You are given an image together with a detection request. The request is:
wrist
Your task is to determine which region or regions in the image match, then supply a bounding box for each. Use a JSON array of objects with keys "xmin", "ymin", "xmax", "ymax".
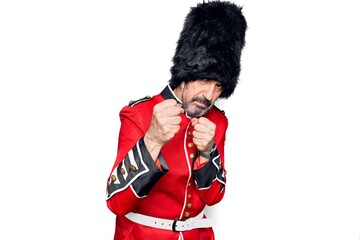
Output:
[
  {"xmin": 199, "ymin": 151, "xmax": 211, "ymax": 159},
  {"xmin": 144, "ymin": 134, "xmax": 163, "ymax": 161}
]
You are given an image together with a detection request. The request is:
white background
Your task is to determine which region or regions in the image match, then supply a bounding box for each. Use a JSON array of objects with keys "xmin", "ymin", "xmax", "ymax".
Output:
[{"xmin": 1, "ymin": 0, "xmax": 359, "ymax": 239}]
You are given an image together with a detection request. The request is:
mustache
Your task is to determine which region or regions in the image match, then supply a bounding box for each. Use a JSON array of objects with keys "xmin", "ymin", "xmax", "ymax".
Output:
[{"xmin": 191, "ymin": 97, "xmax": 211, "ymax": 108}]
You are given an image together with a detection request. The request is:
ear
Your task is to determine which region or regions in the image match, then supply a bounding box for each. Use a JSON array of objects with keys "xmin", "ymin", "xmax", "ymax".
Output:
[{"xmin": 180, "ymin": 81, "xmax": 186, "ymax": 91}]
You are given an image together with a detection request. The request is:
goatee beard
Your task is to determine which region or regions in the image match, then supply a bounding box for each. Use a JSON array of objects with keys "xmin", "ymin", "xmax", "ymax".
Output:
[{"xmin": 184, "ymin": 97, "xmax": 212, "ymax": 118}]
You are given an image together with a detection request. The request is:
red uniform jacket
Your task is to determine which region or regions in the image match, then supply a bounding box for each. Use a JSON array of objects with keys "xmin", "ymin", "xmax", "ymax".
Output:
[{"xmin": 106, "ymin": 85, "xmax": 228, "ymax": 240}]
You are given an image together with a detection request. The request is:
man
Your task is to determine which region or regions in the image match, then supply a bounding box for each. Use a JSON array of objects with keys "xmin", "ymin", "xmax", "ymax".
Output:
[{"xmin": 106, "ymin": 1, "xmax": 247, "ymax": 239}]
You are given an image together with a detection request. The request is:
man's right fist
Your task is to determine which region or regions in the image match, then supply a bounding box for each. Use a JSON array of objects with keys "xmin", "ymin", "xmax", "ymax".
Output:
[{"xmin": 145, "ymin": 99, "xmax": 184, "ymax": 146}]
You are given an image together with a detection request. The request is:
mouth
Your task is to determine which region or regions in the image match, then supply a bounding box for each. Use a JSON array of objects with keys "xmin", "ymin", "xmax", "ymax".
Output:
[{"xmin": 193, "ymin": 100, "xmax": 208, "ymax": 109}]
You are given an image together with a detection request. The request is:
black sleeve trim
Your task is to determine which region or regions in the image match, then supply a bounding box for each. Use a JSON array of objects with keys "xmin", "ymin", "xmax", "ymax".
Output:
[
  {"xmin": 106, "ymin": 137, "xmax": 168, "ymax": 199},
  {"xmin": 193, "ymin": 145, "xmax": 226, "ymax": 190}
]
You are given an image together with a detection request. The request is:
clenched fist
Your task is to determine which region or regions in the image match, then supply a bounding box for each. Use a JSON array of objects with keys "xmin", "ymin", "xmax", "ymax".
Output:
[
  {"xmin": 145, "ymin": 99, "xmax": 184, "ymax": 160},
  {"xmin": 191, "ymin": 117, "xmax": 216, "ymax": 154}
]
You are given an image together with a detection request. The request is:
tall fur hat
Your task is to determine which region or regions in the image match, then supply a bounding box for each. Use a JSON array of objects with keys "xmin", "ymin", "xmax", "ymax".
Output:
[{"xmin": 169, "ymin": 1, "xmax": 247, "ymax": 98}]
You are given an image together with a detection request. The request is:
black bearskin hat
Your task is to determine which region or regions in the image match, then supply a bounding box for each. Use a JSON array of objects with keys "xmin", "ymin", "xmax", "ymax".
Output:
[{"xmin": 169, "ymin": 1, "xmax": 247, "ymax": 98}]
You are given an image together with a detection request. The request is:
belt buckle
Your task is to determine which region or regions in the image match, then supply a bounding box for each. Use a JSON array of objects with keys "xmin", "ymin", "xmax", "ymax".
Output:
[
  {"xmin": 172, "ymin": 218, "xmax": 186, "ymax": 232},
  {"xmin": 172, "ymin": 218, "xmax": 194, "ymax": 232},
  {"xmin": 172, "ymin": 219, "xmax": 180, "ymax": 232}
]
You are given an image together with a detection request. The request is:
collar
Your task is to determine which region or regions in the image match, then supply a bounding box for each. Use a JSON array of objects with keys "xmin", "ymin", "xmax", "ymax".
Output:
[
  {"xmin": 161, "ymin": 84, "xmax": 194, "ymax": 119},
  {"xmin": 160, "ymin": 84, "xmax": 183, "ymax": 106}
]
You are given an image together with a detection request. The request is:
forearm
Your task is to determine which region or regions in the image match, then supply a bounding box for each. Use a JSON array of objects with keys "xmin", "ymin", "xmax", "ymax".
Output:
[
  {"xmin": 144, "ymin": 132, "xmax": 163, "ymax": 161},
  {"xmin": 193, "ymin": 144, "xmax": 226, "ymax": 205},
  {"xmin": 107, "ymin": 138, "xmax": 169, "ymax": 214}
]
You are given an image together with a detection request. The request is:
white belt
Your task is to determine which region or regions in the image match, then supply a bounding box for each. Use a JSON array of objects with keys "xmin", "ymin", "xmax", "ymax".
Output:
[{"xmin": 125, "ymin": 210, "xmax": 215, "ymax": 232}]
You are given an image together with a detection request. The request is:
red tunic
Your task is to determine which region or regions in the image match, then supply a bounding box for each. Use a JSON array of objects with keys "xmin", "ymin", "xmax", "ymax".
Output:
[{"xmin": 106, "ymin": 85, "xmax": 228, "ymax": 240}]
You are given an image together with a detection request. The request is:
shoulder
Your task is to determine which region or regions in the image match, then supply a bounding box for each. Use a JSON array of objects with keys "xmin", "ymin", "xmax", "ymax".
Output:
[
  {"xmin": 128, "ymin": 95, "xmax": 153, "ymax": 107},
  {"xmin": 208, "ymin": 105, "xmax": 228, "ymax": 125},
  {"xmin": 207, "ymin": 105, "xmax": 228, "ymax": 134},
  {"xmin": 206, "ymin": 105, "xmax": 228, "ymax": 124},
  {"xmin": 119, "ymin": 95, "xmax": 156, "ymax": 121},
  {"xmin": 213, "ymin": 105, "xmax": 226, "ymax": 115},
  {"xmin": 119, "ymin": 93, "xmax": 163, "ymax": 116}
]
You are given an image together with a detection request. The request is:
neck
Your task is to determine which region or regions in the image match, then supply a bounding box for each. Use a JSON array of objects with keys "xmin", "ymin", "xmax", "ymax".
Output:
[{"xmin": 173, "ymin": 83, "xmax": 185, "ymax": 100}]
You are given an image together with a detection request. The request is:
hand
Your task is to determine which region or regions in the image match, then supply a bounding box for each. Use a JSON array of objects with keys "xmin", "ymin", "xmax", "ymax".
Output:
[
  {"xmin": 191, "ymin": 117, "xmax": 216, "ymax": 154},
  {"xmin": 145, "ymin": 99, "xmax": 184, "ymax": 147}
]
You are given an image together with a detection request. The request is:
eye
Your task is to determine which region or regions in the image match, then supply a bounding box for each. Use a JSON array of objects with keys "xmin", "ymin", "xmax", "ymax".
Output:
[{"xmin": 215, "ymin": 83, "xmax": 223, "ymax": 90}]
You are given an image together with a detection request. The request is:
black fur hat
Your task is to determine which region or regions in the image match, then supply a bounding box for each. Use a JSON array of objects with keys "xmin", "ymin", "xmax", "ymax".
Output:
[{"xmin": 169, "ymin": 1, "xmax": 247, "ymax": 98}]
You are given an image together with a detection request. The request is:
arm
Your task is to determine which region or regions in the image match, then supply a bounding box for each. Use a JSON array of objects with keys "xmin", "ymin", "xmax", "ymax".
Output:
[
  {"xmin": 106, "ymin": 106, "xmax": 169, "ymax": 216},
  {"xmin": 106, "ymin": 99, "xmax": 183, "ymax": 216},
  {"xmin": 191, "ymin": 117, "xmax": 227, "ymax": 205}
]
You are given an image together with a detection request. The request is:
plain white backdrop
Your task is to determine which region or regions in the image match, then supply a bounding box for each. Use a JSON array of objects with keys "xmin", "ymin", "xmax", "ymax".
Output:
[{"xmin": 1, "ymin": 0, "xmax": 360, "ymax": 239}]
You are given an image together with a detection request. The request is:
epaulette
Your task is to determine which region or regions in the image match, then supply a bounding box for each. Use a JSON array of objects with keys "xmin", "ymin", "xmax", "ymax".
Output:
[
  {"xmin": 214, "ymin": 105, "xmax": 226, "ymax": 115},
  {"xmin": 128, "ymin": 95, "xmax": 152, "ymax": 107}
]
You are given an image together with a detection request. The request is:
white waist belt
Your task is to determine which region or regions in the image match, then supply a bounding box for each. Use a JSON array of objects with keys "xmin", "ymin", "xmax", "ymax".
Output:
[{"xmin": 125, "ymin": 210, "xmax": 215, "ymax": 232}]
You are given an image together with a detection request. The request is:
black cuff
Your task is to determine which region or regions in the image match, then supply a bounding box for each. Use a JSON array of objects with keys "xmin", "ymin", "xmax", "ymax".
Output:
[
  {"xmin": 193, "ymin": 145, "xmax": 225, "ymax": 189},
  {"xmin": 107, "ymin": 137, "xmax": 168, "ymax": 199}
]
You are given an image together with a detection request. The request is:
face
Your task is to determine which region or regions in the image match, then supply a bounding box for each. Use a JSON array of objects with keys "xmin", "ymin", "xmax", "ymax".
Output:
[{"xmin": 175, "ymin": 79, "xmax": 223, "ymax": 118}]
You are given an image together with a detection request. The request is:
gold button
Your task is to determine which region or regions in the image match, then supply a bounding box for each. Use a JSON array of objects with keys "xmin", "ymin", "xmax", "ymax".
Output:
[
  {"xmin": 129, "ymin": 165, "xmax": 137, "ymax": 171},
  {"xmin": 188, "ymin": 142, "xmax": 194, "ymax": 148},
  {"xmin": 120, "ymin": 168, "xmax": 126, "ymax": 175},
  {"xmin": 188, "ymin": 131, "xmax": 192, "ymax": 135},
  {"xmin": 190, "ymin": 153, "xmax": 194, "ymax": 158},
  {"xmin": 187, "ymin": 194, "xmax": 192, "ymax": 199},
  {"xmin": 111, "ymin": 175, "xmax": 117, "ymax": 181},
  {"xmin": 188, "ymin": 182, "xmax": 191, "ymax": 187},
  {"xmin": 187, "ymin": 203, "xmax": 192, "ymax": 208},
  {"xmin": 184, "ymin": 212, "xmax": 190, "ymax": 218}
]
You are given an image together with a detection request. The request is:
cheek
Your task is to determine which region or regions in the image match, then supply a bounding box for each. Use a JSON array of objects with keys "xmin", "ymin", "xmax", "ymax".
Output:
[
  {"xmin": 181, "ymin": 93, "xmax": 192, "ymax": 106},
  {"xmin": 183, "ymin": 90, "xmax": 196, "ymax": 102}
]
